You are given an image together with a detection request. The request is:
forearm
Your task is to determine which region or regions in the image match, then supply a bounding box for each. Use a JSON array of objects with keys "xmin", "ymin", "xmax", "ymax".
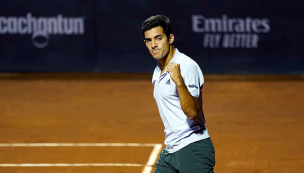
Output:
[
  {"xmin": 167, "ymin": 62, "xmax": 199, "ymax": 119},
  {"xmin": 176, "ymin": 80, "xmax": 199, "ymax": 120}
]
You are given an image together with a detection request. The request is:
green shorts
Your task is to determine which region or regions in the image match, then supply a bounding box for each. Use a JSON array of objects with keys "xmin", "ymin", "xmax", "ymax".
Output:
[{"xmin": 154, "ymin": 138, "xmax": 215, "ymax": 173}]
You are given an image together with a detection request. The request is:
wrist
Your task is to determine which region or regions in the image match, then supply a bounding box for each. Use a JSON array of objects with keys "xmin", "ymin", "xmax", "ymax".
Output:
[{"xmin": 175, "ymin": 80, "xmax": 185, "ymax": 87}]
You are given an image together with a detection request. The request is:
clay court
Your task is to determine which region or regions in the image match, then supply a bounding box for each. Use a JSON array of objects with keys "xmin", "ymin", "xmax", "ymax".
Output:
[{"xmin": 0, "ymin": 73, "xmax": 303, "ymax": 173}]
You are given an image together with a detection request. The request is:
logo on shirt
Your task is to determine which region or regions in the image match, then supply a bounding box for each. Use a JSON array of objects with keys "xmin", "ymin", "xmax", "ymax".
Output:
[
  {"xmin": 188, "ymin": 84, "xmax": 198, "ymax": 89},
  {"xmin": 165, "ymin": 79, "xmax": 171, "ymax": 85}
]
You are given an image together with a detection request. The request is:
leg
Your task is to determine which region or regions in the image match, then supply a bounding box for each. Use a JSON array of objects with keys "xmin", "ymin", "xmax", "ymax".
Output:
[
  {"xmin": 154, "ymin": 149, "xmax": 177, "ymax": 173},
  {"xmin": 174, "ymin": 138, "xmax": 215, "ymax": 173}
]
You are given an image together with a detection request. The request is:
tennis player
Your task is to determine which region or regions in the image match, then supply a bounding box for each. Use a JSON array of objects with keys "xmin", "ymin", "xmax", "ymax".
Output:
[{"xmin": 142, "ymin": 15, "xmax": 215, "ymax": 173}]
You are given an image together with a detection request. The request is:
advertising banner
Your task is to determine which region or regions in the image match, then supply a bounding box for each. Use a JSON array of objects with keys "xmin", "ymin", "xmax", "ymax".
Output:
[
  {"xmin": 0, "ymin": 0, "xmax": 96, "ymax": 72},
  {"xmin": 1, "ymin": 0, "xmax": 303, "ymax": 74},
  {"xmin": 95, "ymin": 0, "xmax": 304, "ymax": 74}
]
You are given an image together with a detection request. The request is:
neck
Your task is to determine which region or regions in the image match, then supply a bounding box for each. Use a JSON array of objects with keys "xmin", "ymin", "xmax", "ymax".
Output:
[{"xmin": 159, "ymin": 45, "xmax": 175, "ymax": 70}]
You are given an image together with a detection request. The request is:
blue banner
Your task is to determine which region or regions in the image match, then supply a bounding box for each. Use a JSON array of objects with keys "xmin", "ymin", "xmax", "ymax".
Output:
[{"xmin": 0, "ymin": 0, "xmax": 303, "ymax": 74}]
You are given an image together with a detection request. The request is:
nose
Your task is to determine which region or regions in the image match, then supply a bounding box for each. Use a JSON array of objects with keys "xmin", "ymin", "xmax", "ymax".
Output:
[{"xmin": 151, "ymin": 40, "xmax": 157, "ymax": 49}]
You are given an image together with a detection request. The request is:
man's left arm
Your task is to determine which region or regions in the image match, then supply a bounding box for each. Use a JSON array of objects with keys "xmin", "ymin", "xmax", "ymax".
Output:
[{"xmin": 167, "ymin": 62, "xmax": 199, "ymax": 120}]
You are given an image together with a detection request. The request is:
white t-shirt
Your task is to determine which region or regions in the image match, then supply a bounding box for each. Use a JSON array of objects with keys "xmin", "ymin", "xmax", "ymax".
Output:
[{"xmin": 152, "ymin": 48, "xmax": 210, "ymax": 153}]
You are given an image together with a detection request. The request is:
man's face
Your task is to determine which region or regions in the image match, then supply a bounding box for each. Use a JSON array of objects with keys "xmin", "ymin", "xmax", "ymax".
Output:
[{"xmin": 144, "ymin": 26, "xmax": 172, "ymax": 60}]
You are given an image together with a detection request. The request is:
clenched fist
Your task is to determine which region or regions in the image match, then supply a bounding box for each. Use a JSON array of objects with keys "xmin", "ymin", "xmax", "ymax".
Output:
[{"xmin": 167, "ymin": 62, "xmax": 184, "ymax": 86}]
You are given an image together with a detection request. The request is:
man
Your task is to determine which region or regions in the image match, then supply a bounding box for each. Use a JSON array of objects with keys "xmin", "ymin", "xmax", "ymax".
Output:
[{"xmin": 142, "ymin": 15, "xmax": 215, "ymax": 173}]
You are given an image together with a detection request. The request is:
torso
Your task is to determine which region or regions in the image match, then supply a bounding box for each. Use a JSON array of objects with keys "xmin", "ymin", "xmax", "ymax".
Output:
[{"xmin": 152, "ymin": 48, "xmax": 209, "ymax": 153}]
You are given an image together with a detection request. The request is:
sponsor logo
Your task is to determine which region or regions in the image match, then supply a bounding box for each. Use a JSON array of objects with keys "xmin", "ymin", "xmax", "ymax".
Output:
[
  {"xmin": 192, "ymin": 15, "xmax": 271, "ymax": 48},
  {"xmin": 188, "ymin": 84, "xmax": 198, "ymax": 89},
  {"xmin": 0, "ymin": 13, "xmax": 86, "ymax": 48},
  {"xmin": 165, "ymin": 79, "xmax": 171, "ymax": 85}
]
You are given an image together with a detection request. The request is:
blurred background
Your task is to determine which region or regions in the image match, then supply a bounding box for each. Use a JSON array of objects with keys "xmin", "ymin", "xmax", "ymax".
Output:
[{"xmin": 0, "ymin": 0, "xmax": 303, "ymax": 74}]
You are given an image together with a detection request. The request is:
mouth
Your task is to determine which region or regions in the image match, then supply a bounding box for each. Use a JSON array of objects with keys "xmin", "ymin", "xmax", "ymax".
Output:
[{"xmin": 152, "ymin": 49, "xmax": 160, "ymax": 54}]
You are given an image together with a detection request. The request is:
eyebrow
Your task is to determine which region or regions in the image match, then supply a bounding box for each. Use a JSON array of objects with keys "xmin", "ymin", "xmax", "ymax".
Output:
[
  {"xmin": 154, "ymin": 34, "xmax": 163, "ymax": 38},
  {"xmin": 144, "ymin": 34, "xmax": 163, "ymax": 41}
]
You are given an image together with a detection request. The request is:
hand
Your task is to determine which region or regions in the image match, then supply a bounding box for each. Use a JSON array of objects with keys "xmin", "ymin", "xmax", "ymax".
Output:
[{"xmin": 167, "ymin": 62, "xmax": 184, "ymax": 86}]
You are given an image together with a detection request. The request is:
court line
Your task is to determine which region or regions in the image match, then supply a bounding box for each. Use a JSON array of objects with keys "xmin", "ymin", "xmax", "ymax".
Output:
[
  {"xmin": 142, "ymin": 144, "xmax": 163, "ymax": 173},
  {"xmin": 0, "ymin": 143, "xmax": 159, "ymax": 147},
  {"xmin": 0, "ymin": 143, "xmax": 163, "ymax": 173},
  {"xmin": 0, "ymin": 163, "xmax": 144, "ymax": 167}
]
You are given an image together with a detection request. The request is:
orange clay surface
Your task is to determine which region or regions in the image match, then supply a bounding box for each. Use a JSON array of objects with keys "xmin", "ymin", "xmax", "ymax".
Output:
[{"xmin": 0, "ymin": 73, "xmax": 303, "ymax": 173}]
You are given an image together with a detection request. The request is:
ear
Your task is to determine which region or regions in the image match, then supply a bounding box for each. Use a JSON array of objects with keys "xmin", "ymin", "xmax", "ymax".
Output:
[{"xmin": 169, "ymin": 34, "xmax": 174, "ymax": 44}]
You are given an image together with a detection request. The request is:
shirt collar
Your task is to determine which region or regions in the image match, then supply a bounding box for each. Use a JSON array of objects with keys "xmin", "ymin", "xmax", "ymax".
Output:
[{"xmin": 156, "ymin": 48, "xmax": 179, "ymax": 70}]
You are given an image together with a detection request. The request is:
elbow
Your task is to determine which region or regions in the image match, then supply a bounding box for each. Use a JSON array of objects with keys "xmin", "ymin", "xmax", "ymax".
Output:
[{"xmin": 184, "ymin": 109, "xmax": 198, "ymax": 120}]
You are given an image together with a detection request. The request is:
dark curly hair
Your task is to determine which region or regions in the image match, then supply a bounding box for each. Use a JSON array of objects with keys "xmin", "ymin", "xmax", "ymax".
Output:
[{"xmin": 142, "ymin": 15, "xmax": 172, "ymax": 40}]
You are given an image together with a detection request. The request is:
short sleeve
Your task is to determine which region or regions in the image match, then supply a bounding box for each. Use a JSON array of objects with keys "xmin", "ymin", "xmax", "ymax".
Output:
[{"xmin": 180, "ymin": 62, "xmax": 204, "ymax": 98}]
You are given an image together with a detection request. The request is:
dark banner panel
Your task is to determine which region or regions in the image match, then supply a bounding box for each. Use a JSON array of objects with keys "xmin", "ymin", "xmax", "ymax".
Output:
[
  {"xmin": 0, "ymin": 0, "xmax": 96, "ymax": 72},
  {"xmin": 1, "ymin": 0, "xmax": 304, "ymax": 74},
  {"xmin": 95, "ymin": 1, "xmax": 156, "ymax": 72},
  {"xmin": 95, "ymin": 0, "xmax": 304, "ymax": 74}
]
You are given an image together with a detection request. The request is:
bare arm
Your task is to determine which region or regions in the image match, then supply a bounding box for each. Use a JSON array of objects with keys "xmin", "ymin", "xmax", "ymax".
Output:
[{"xmin": 167, "ymin": 63, "xmax": 199, "ymax": 120}]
